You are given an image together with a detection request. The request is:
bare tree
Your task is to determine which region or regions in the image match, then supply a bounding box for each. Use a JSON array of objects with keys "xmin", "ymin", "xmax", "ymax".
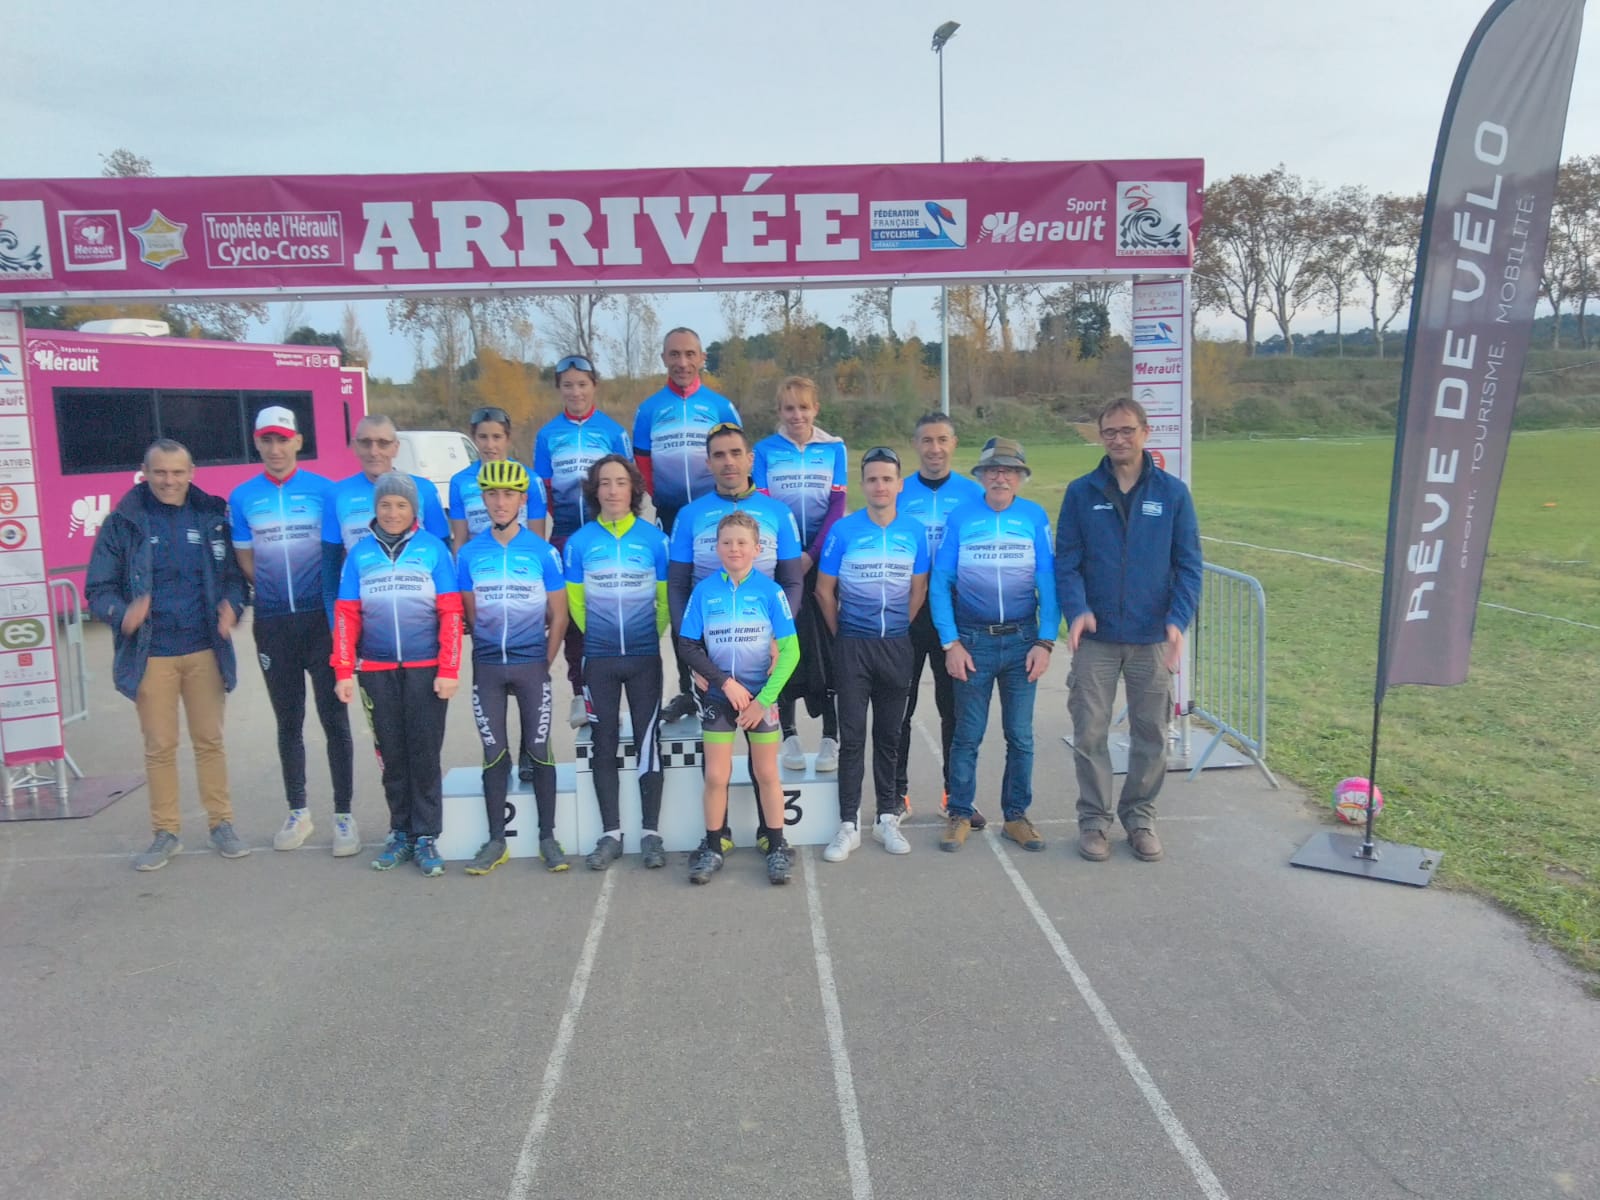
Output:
[
  {"xmin": 1353, "ymin": 192, "xmax": 1423, "ymax": 359},
  {"xmin": 1257, "ymin": 166, "xmax": 1321, "ymax": 355},
  {"xmin": 613, "ymin": 294, "xmax": 661, "ymax": 378},
  {"xmin": 1543, "ymin": 155, "xmax": 1600, "ymax": 348},
  {"xmin": 536, "ymin": 293, "xmax": 613, "ymax": 363},
  {"xmin": 1305, "ymin": 186, "xmax": 1366, "ymax": 356},
  {"xmin": 275, "ymin": 300, "xmax": 307, "ymax": 343},
  {"xmin": 1194, "ymin": 173, "xmax": 1271, "ymax": 354},
  {"xmin": 847, "ymin": 287, "xmax": 896, "ymax": 341},
  {"xmin": 339, "ymin": 304, "xmax": 371, "ymax": 367}
]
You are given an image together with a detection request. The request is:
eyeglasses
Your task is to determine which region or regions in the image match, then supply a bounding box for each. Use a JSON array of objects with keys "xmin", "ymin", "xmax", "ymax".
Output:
[
  {"xmin": 470, "ymin": 407, "xmax": 511, "ymax": 427},
  {"xmin": 355, "ymin": 437, "xmax": 398, "ymax": 449},
  {"xmin": 1099, "ymin": 425, "xmax": 1142, "ymax": 442},
  {"xmin": 555, "ymin": 355, "xmax": 595, "ymax": 375},
  {"xmin": 861, "ymin": 446, "xmax": 901, "ymax": 467}
]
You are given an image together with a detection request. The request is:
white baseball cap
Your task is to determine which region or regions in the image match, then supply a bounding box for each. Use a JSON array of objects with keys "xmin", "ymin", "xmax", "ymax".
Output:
[{"xmin": 254, "ymin": 406, "xmax": 298, "ymax": 437}]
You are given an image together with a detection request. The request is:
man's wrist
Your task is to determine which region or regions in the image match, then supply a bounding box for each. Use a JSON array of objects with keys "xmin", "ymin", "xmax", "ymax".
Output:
[
  {"xmin": 942, "ymin": 640, "xmax": 960, "ymax": 652},
  {"xmin": 1034, "ymin": 640, "xmax": 1055, "ymax": 653}
]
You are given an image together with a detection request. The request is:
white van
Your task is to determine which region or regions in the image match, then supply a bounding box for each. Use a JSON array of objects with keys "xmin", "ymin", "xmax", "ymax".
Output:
[{"xmin": 395, "ymin": 430, "xmax": 478, "ymax": 503}]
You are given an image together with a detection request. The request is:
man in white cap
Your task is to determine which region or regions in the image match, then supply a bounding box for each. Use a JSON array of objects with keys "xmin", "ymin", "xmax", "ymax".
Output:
[{"xmin": 230, "ymin": 406, "xmax": 357, "ymax": 856}]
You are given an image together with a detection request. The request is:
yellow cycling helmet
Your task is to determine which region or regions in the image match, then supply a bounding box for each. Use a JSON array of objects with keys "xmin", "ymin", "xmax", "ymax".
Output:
[{"xmin": 477, "ymin": 459, "xmax": 530, "ymax": 493}]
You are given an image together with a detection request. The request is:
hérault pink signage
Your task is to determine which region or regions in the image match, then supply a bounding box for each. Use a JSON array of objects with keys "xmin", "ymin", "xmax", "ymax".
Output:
[{"xmin": 0, "ymin": 160, "xmax": 1203, "ymax": 301}]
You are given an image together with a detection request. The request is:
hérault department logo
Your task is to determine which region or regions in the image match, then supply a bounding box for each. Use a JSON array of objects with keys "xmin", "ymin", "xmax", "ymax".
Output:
[{"xmin": 1115, "ymin": 182, "xmax": 1187, "ymax": 256}]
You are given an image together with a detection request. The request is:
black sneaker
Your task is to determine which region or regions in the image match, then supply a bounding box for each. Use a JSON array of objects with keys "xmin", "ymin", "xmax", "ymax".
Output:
[
  {"xmin": 969, "ymin": 807, "xmax": 989, "ymax": 832},
  {"xmin": 765, "ymin": 843, "xmax": 794, "ymax": 886},
  {"xmin": 663, "ymin": 692, "xmax": 699, "ymax": 723},
  {"xmin": 585, "ymin": 834, "xmax": 623, "ymax": 871},
  {"xmin": 688, "ymin": 839, "xmax": 724, "ymax": 885},
  {"xmin": 639, "ymin": 833, "xmax": 667, "ymax": 869}
]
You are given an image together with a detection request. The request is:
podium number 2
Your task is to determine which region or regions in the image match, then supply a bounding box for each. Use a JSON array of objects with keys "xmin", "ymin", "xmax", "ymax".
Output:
[{"xmin": 783, "ymin": 789, "xmax": 802, "ymax": 826}]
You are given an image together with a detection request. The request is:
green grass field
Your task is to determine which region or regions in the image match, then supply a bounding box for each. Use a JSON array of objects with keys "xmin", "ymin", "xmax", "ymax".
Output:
[{"xmin": 874, "ymin": 430, "xmax": 1599, "ymax": 986}]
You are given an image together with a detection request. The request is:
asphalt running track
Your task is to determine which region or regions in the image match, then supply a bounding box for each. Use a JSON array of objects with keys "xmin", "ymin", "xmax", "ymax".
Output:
[{"xmin": 3, "ymin": 619, "xmax": 1598, "ymax": 1200}]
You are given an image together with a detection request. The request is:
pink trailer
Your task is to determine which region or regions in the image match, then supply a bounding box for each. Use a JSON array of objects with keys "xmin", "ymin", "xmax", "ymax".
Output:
[{"xmin": 19, "ymin": 331, "xmax": 366, "ymax": 602}]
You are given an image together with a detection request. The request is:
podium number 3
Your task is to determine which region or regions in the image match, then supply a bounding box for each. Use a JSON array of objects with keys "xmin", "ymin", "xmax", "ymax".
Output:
[{"xmin": 783, "ymin": 789, "xmax": 802, "ymax": 826}]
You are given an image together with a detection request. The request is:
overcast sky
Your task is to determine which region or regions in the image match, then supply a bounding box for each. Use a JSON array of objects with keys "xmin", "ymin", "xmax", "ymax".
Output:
[{"xmin": 7, "ymin": 0, "xmax": 1596, "ymax": 378}]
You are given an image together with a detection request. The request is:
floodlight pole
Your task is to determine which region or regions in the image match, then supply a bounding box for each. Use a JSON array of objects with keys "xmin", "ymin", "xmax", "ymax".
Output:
[{"xmin": 932, "ymin": 20, "xmax": 959, "ymax": 416}]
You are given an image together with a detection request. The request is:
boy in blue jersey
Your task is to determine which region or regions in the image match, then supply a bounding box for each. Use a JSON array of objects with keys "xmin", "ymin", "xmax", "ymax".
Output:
[
  {"xmin": 230, "ymin": 406, "xmax": 356, "ymax": 857},
  {"xmin": 457, "ymin": 460, "xmax": 571, "ymax": 876},
  {"xmin": 534, "ymin": 355, "xmax": 632, "ymax": 729},
  {"xmin": 669, "ymin": 423, "xmax": 805, "ymax": 856},
  {"xmin": 321, "ymin": 414, "xmax": 449, "ymax": 616},
  {"xmin": 448, "ymin": 405, "xmax": 547, "ymax": 552},
  {"xmin": 814, "ymin": 447, "xmax": 929, "ymax": 861},
  {"xmin": 930, "ymin": 437, "xmax": 1060, "ymax": 855},
  {"xmin": 677, "ymin": 512, "xmax": 801, "ymax": 887},
  {"xmin": 331, "ymin": 473, "xmax": 463, "ymax": 878},
  {"xmin": 632, "ymin": 327, "xmax": 742, "ymax": 722},
  {"xmin": 752, "ymin": 375, "xmax": 847, "ymax": 774},
  {"xmin": 894, "ymin": 412, "xmax": 988, "ymax": 830},
  {"xmin": 1057, "ymin": 398, "xmax": 1202, "ymax": 864},
  {"xmin": 564, "ymin": 455, "xmax": 670, "ymax": 870}
]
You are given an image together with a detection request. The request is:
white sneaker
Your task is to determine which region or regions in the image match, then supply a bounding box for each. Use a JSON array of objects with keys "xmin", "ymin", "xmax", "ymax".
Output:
[
  {"xmin": 272, "ymin": 808, "xmax": 314, "ymax": 851},
  {"xmin": 780, "ymin": 735, "xmax": 806, "ymax": 770},
  {"xmin": 568, "ymin": 696, "xmax": 588, "ymax": 730},
  {"xmin": 822, "ymin": 821, "xmax": 860, "ymax": 863},
  {"xmin": 874, "ymin": 813, "xmax": 911, "ymax": 855},
  {"xmin": 332, "ymin": 812, "xmax": 361, "ymax": 857},
  {"xmin": 814, "ymin": 737, "xmax": 840, "ymax": 772}
]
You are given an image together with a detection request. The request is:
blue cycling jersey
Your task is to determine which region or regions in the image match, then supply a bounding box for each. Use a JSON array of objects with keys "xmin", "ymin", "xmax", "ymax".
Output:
[
  {"xmin": 323, "ymin": 472, "xmax": 449, "ymax": 551},
  {"xmin": 680, "ymin": 569, "xmax": 796, "ymax": 699},
  {"xmin": 669, "ymin": 488, "xmax": 802, "ymax": 584},
  {"xmin": 563, "ymin": 517, "xmax": 668, "ymax": 658},
  {"xmin": 752, "ymin": 434, "xmax": 848, "ymax": 547},
  {"xmin": 533, "ymin": 409, "xmax": 631, "ymax": 538},
  {"xmin": 229, "ymin": 469, "xmax": 332, "ymax": 619},
  {"xmin": 931, "ymin": 495, "xmax": 1061, "ymax": 642},
  {"xmin": 631, "ymin": 383, "xmax": 741, "ymax": 512},
  {"xmin": 447, "ymin": 464, "xmax": 543, "ymax": 539},
  {"xmin": 818, "ymin": 510, "xmax": 930, "ymax": 639},
  {"xmin": 456, "ymin": 528, "xmax": 566, "ymax": 665},
  {"xmin": 898, "ymin": 471, "xmax": 984, "ymax": 560},
  {"xmin": 337, "ymin": 530, "xmax": 458, "ymax": 664}
]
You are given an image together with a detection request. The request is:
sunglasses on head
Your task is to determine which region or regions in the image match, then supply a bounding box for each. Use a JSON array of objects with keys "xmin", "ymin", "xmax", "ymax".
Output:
[
  {"xmin": 555, "ymin": 355, "xmax": 595, "ymax": 375},
  {"xmin": 862, "ymin": 446, "xmax": 901, "ymax": 467},
  {"xmin": 470, "ymin": 407, "xmax": 511, "ymax": 427}
]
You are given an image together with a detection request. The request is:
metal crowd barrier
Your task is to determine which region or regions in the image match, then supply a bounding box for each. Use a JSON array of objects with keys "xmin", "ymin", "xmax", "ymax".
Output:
[{"xmin": 1187, "ymin": 562, "xmax": 1278, "ymax": 787}]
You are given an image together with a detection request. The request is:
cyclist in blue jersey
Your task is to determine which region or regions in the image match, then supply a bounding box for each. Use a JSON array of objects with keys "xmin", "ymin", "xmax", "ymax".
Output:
[
  {"xmin": 457, "ymin": 459, "xmax": 571, "ymax": 876},
  {"xmin": 534, "ymin": 354, "xmax": 632, "ymax": 730},
  {"xmin": 894, "ymin": 412, "xmax": 988, "ymax": 830},
  {"xmin": 563, "ymin": 455, "xmax": 670, "ymax": 871},
  {"xmin": 331, "ymin": 473, "xmax": 463, "ymax": 878},
  {"xmin": 448, "ymin": 405, "xmax": 547, "ymax": 552},
  {"xmin": 632, "ymin": 327, "xmax": 741, "ymax": 722},
  {"xmin": 677, "ymin": 512, "xmax": 801, "ymax": 887},
  {"xmin": 930, "ymin": 437, "xmax": 1060, "ymax": 855},
  {"xmin": 230, "ymin": 406, "xmax": 356, "ymax": 857},
  {"xmin": 814, "ymin": 446, "xmax": 929, "ymax": 862},
  {"xmin": 321, "ymin": 414, "xmax": 450, "ymax": 617},
  {"xmin": 752, "ymin": 375, "xmax": 847, "ymax": 774},
  {"xmin": 669, "ymin": 423, "xmax": 805, "ymax": 857}
]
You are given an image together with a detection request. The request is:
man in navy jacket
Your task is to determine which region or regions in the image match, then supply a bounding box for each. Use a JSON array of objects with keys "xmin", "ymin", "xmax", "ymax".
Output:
[
  {"xmin": 1055, "ymin": 399, "xmax": 1202, "ymax": 864},
  {"xmin": 86, "ymin": 439, "xmax": 249, "ymax": 872}
]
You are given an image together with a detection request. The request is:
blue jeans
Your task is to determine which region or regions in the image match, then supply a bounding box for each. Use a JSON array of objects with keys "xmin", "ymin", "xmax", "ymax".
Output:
[{"xmin": 946, "ymin": 625, "xmax": 1037, "ymax": 821}]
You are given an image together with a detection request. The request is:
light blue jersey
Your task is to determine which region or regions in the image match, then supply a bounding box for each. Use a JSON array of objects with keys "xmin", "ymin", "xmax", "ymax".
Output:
[
  {"xmin": 448, "ymin": 464, "xmax": 543, "ymax": 539},
  {"xmin": 899, "ymin": 471, "xmax": 984, "ymax": 560},
  {"xmin": 631, "ymin": 383, "xmax": 741, "ymax": 512},
  {"xmin": 818, "ymin": 510, "xmax": 930, "ymax": 639},
  {"xmin": 456, "ymin": 529, "xmax": 566, "ymax": 665},
  {"xmin": 669, "ymin": 488, "xmax": 802, "ymax": 585},
  {"xmin": 323, "ymin": 472, "xmax": 449, "ymax": 551},
  {"xmin": 533, "ymin": 409, "xmax": 631, "ymax": 539},
  {"xmin": 336, "ymin": 530, "xmax": 458, "ymax": 663},
  {"xmin": 680, "ymin": 569, "xmax": 797, "ymax": 699},
  {"xmin": 229, "ymin": 469, "xmax": 332, "ymax": 619},
  {"xmin": 931, "ymin": 496, "xmax": 1061, "ymax": 643},
  {"xmin": 752, "ymin": 433, "xmax": 848, "ymax": 547}
]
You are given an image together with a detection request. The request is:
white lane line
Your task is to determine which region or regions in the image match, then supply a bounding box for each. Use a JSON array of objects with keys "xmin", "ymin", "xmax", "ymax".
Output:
[
  {"xmin": 987, "ymin": 834, "xmax": 1232, "ymax": 1200},
  {"xmin": 802, "ymin": 847, "xmax": 874, "ymax": 1200},
  {"xmin": 914, "ymin": 717, "xmax": 942, "ymax": 758},
  {"xmin": 506, "ymin": 869, "xmax": 617, "ymax": 1200}
]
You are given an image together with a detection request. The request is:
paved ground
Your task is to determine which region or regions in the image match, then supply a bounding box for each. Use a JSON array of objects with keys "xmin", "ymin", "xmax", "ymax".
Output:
[{"xmin": 3, "ymin": 617, "xmax": 1598, "ymax": 1200}]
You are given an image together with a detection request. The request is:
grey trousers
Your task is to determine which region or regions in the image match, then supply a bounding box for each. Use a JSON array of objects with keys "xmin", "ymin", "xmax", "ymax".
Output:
[{"xmin": 1066, "ymin": 639, "xmax": 1174, "ymax": 832}]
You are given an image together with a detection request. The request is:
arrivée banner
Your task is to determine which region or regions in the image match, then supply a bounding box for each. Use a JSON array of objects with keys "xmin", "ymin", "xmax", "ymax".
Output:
[
  {"xmin": 1378, "ymin": 0, "xmax": 1582, "ymax": 695},
  {"xmin": 0, "ymin": 160, "xmax": 1202, "ymax": 301}
]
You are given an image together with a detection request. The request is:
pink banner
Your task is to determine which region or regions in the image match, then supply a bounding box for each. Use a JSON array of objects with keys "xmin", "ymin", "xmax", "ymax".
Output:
[{"xmin": 0, "ymin": 160, "xmax": 1202, "ymax": 301}]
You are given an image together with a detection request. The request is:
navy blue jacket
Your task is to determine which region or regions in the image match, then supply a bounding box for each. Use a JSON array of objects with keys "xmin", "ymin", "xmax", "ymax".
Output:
[
  {"xmin": 1054, "ymin": 452, "xmax": 1202, "ymax": 645},
  {"xmin": 85, "ymin": 483, "xmax": 247, "ymax": 700}
]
